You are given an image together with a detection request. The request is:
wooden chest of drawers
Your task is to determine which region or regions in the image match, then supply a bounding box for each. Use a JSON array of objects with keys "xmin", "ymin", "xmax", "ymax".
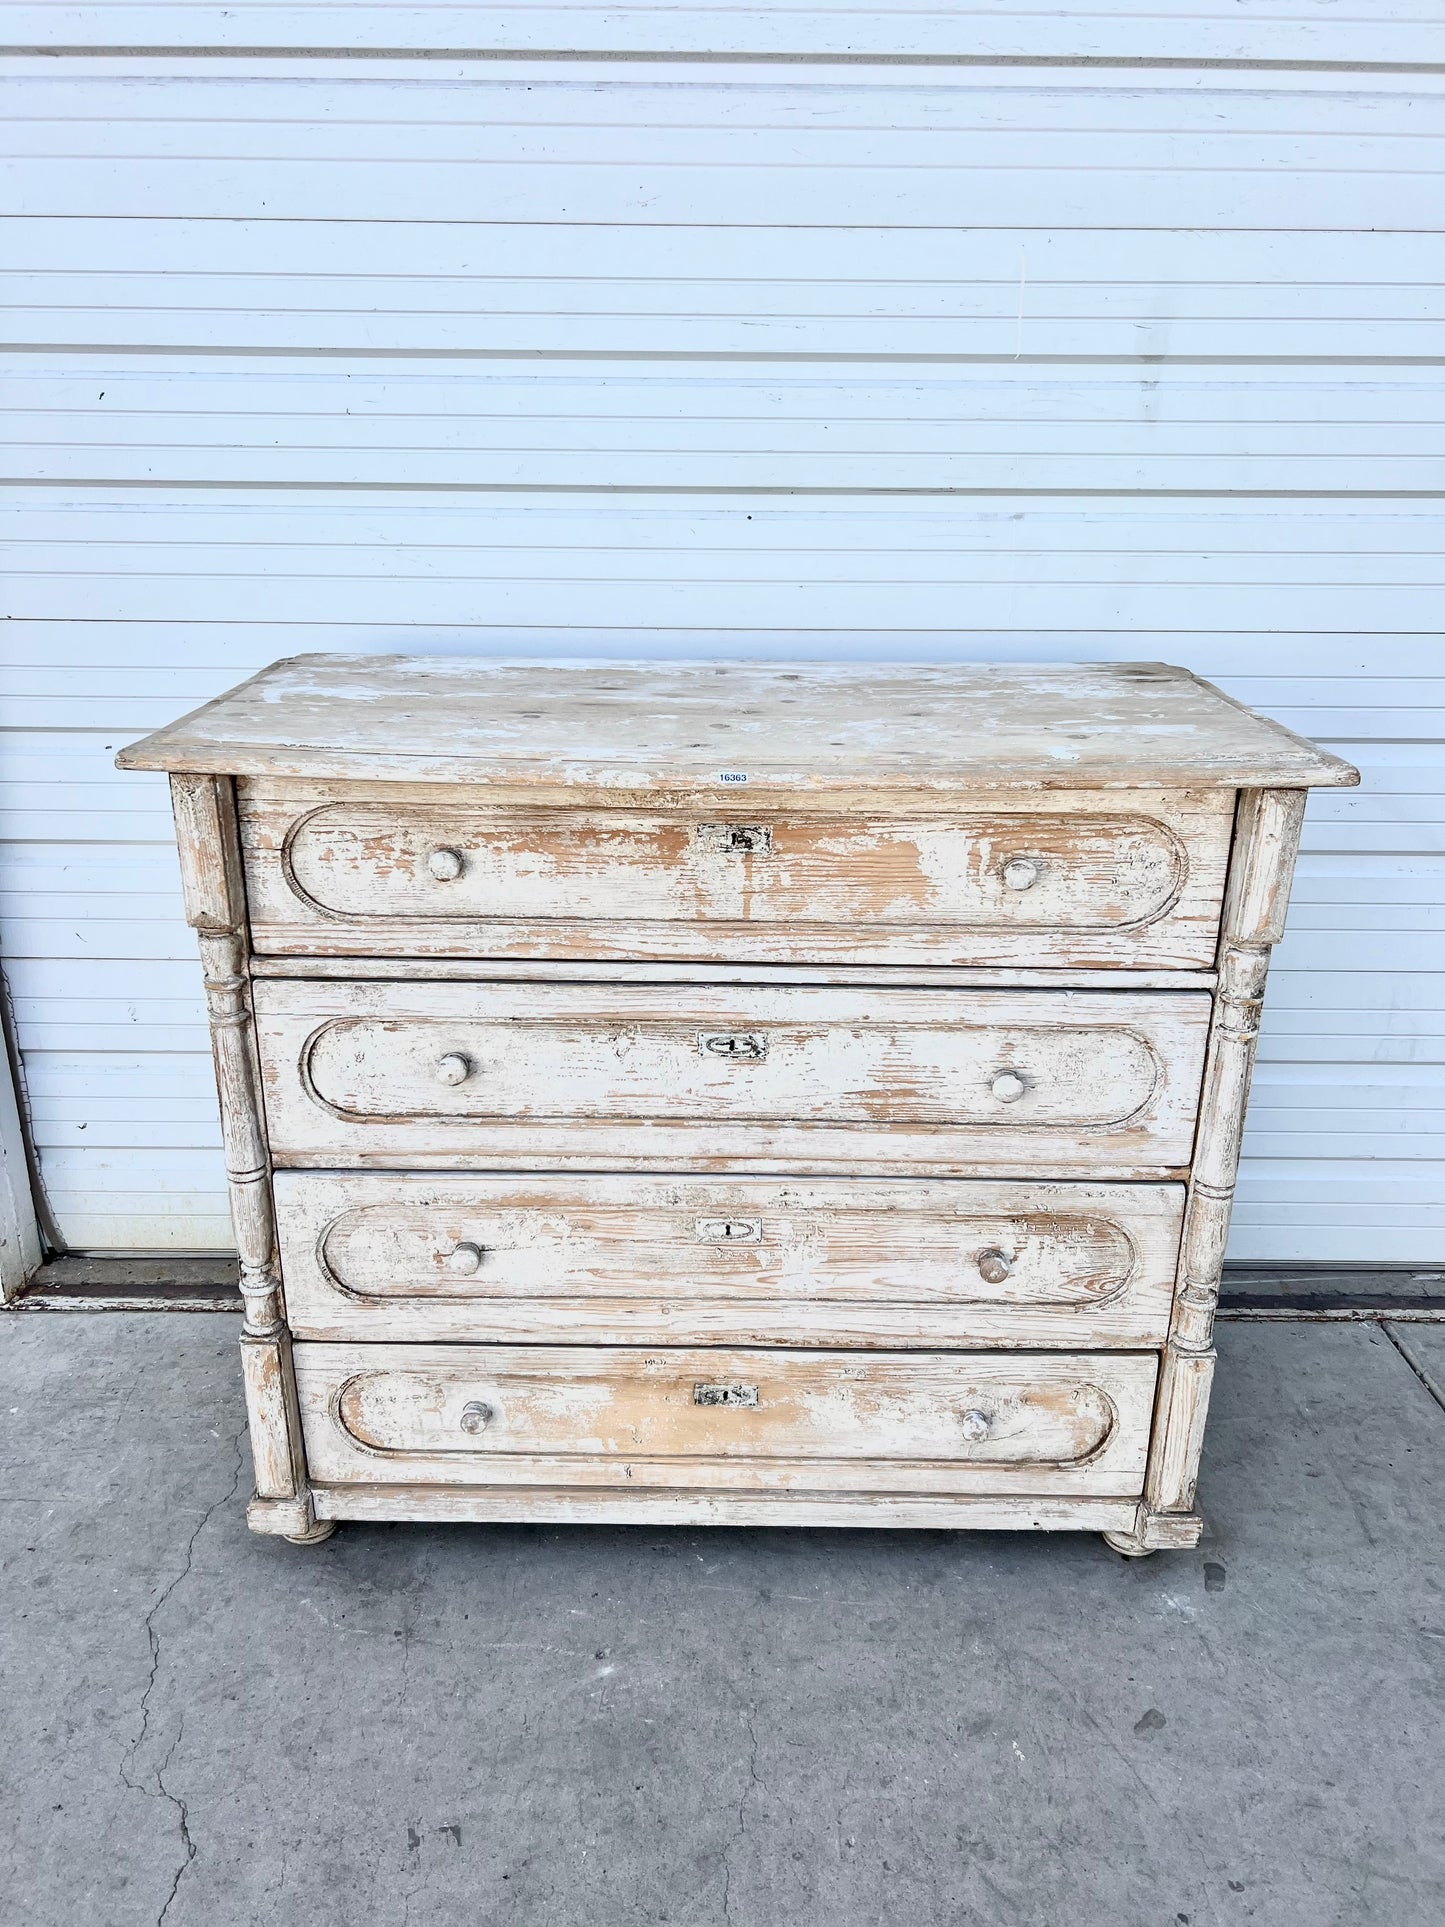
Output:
[{"xmin": 120, "ymin": 657, "xmax": 1356, "ymax": 1553}]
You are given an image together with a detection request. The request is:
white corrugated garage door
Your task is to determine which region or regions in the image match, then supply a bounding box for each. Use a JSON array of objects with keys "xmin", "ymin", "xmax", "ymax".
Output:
[{"xmin": 0, "ymin": 5, "xmax": 1440, "ymax": 1260}]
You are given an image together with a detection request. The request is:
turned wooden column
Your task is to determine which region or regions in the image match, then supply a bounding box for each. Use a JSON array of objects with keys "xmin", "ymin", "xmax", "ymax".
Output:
[
  {"xmin": 1106, "ymin": 787, "xmax": 1306, "ymax": 1557},
  {"xmin": 170, "ymin": 773, "xmax": 332, "ymax": 1544}
]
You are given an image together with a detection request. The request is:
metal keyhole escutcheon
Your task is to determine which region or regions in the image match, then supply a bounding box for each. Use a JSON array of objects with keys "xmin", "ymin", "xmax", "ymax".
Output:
[
  {"xmin": 697, "ymin": 823, "xmax": 773, "ymax": 855},
  {"xmin": 700, "ymin": 1032, "xmax": 768, "ymax": 1061}
]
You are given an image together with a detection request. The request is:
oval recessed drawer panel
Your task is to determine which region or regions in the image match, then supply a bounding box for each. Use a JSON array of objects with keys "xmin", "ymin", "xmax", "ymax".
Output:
[
  {"xmin": 253, "ymin": 982, "xmax": 1211, "ymax": 1175},
  {"xmin": 239, "ymin": 781, "xmax": 1233, "ymax": 968},
  {"xmin": 275, "ymin": 1174, "xmax": 1184, "ymax": 1347},
  {"xmin": 294, "ymin": 1343, "xmax": 1159, "ymax": 1497}
]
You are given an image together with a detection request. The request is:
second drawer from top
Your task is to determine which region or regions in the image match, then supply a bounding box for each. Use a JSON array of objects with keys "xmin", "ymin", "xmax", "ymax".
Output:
[{"xmin": 253, "ymin": 981, "xmax": 1212, "ymax": 1176}]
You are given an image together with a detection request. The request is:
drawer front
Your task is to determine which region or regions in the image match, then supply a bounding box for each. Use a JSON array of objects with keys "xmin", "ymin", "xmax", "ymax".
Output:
[
  {"xmin": 296, "ymin": 1343, "xmax": 1158, "ymax": 1497},
  {"xmin": 241, "ymin": 781, "xmax": 1233, "ymax": 968},
  {"xmin": 254, "ymin": 981, "xmax": 1211, "ymax": 1176},
  {"xmin": 277, "ymin": 1174, "xmax": 1184, "ymax": 1347}
]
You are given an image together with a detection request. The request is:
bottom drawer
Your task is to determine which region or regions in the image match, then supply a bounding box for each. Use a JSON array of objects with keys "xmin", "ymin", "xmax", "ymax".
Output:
[{"xmin": 295, "ymin": 1343, "xmax": 1158, "ymax": 1498}]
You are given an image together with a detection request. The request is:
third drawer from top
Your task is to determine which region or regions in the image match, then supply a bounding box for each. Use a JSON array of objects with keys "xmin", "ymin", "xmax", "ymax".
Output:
[{"xmin": 276, "ymin": 1173, "xmax": 1186, "ymax": 1347}]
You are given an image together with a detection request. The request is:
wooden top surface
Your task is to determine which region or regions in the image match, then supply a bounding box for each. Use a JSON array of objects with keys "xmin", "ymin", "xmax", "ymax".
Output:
[{"xmin": 117, "ymin": 654, "xmax": 1358, "ymax": 793}]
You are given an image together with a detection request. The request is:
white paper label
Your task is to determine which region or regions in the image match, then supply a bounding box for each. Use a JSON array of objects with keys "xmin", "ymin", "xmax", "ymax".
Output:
[{"xmin": 717, "ymin": 770, "xmax": 749, "ymax": 785}]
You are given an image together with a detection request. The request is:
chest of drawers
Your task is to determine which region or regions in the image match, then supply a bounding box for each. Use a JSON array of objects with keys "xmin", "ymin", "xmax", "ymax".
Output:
[{"xmin": 120, "ymin": 657, "xmax": 1356, "ymax": 1554}]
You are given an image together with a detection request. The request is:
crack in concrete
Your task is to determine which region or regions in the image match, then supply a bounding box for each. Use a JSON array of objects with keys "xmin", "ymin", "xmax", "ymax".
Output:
[
  {"xmin": 154, "ymin": 1714, "xmax": 193, "ymax": 1927},
  {"xmin": 1383, "ymin": 1322, "xmax": 1445, "ymax": 1416},
  {"xmin": 721, "ymin": 1710, "xmax": 761, "ymax": 1923},
  {"xmin": 118, "ymin": 1426, "xmax": 245, "ymax": 1927}
]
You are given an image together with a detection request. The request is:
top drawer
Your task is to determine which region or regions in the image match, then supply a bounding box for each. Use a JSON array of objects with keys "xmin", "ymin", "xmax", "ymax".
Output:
[{"xmin": 239, "ymin": 782, "xmax": 1233, "ymax": 968}]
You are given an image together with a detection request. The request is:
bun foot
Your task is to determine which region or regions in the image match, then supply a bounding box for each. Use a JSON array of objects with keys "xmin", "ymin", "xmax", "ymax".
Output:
[
  {"xmin": 1104, "ymin": 1505, "xmax": 1203, "ymax": 1558},
  {"xmin": 284, "ymin": 1518, "xmax": 338, "ymax": 1545},
  {"xmin": 1104, "ymin": 1527, "xmax": 1157, "ymax": 1559}
]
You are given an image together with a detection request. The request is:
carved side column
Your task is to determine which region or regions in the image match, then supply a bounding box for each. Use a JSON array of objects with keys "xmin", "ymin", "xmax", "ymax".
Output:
[
  {"xmin": 1106, "ymin": 788, "xmax": 1305, "ymax": 1557},
  {"xmin": 170, "ymin": 774, "xmax": 333, "ymax": 1544}
]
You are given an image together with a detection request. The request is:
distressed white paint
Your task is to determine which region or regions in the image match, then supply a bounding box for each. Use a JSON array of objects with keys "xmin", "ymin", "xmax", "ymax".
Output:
[{"xmin": 0, "ymin": 22, "xmax": 1439, "ymax": 1257}]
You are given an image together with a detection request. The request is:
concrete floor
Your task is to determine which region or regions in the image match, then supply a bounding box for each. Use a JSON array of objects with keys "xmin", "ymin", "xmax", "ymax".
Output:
[{"xmin": 1, "ymin": 1315, "xmax": 1442, "ymax": 1927}]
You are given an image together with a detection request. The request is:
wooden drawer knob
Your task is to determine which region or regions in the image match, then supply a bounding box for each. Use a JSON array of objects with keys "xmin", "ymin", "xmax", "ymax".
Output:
[
  {"xmin": 459, "ymin": 1400, "xmax": 493, "ymax": 1434},
  {"xmin": 990, "ymin": 1070, "xmax": 1027, "ymax": 1103},
  {"xmin": 1002, "ymin": 857, "xmax": 1041, "ymax": 891},
  {"xmin": 959, "ymin": 1408, "xmax": 994, "ymax": 1443},
  {"xmin": 976, "ymin": 1248, "xmax": 1013, "ymax": 1285},
  {"xmin": 445, "ymin": 1242, "xmax": 484, "ymax": 1275},
  {"xmin": 436, "ymin": 1052, "xmax": 472, "ymax": 1086},
  {"xmin": 427, "ymin": 847, "xmax": 464, "ymax": 881}
]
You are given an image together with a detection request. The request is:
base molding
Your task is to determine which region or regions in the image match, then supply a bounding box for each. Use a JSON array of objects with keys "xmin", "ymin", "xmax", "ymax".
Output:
[
  {"xmin": 246, "ymin": 1488, "xmax": 331, "ymax": 1541},
  {"xmin": 1103, "ymin": 1503, "xmax": 1205, "ymax": 1558},
  {"xmin": 309, "ymin": 1483, "xmax": 1144, "ymax": 1533}
]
